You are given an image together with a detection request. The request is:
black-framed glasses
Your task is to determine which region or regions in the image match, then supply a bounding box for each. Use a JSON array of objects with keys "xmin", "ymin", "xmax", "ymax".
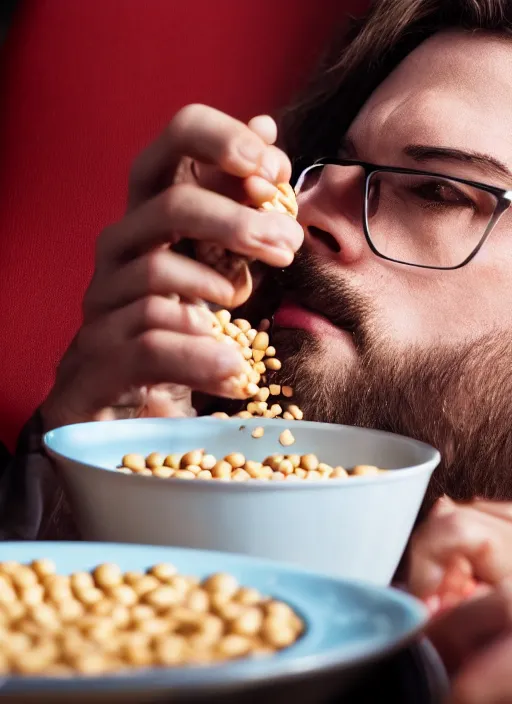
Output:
[{"xmin": 294, "ymin": 157, "xmax": 512, "ymax": 270}]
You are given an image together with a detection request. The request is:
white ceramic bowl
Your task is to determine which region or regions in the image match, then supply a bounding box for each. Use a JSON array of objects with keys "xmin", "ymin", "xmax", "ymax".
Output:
[{"xmin": 44, "ymin": 418, "xmax": 440, "ymax": 585}]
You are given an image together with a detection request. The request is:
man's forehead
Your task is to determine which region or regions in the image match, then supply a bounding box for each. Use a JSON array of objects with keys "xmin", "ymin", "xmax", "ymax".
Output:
[{"xmin": 353, "ymin": 30, "xmax": 512, "ymax": 178}]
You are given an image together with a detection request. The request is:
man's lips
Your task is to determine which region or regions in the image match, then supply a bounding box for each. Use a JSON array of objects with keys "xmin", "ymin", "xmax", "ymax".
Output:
[{"xmin": 274, "ymin": 300, "xmax": 354, "ymax": 342}]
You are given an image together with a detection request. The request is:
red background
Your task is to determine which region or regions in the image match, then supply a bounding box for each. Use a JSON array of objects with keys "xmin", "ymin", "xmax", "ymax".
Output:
[{"xmin": 0, "ymin": 0, "xmax": 366, "ymax": 449}]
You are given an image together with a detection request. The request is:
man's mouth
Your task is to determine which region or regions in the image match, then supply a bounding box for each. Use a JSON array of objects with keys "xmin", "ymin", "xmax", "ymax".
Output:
[{"xmin": 273, "ymin": 296, "xmax": 357, "ymax": 344}]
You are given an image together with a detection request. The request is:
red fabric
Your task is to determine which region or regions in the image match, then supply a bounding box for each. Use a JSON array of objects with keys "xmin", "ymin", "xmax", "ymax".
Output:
[{"xmin": 0, "ymin": 0, "xmax": 367, "ymax": 449}]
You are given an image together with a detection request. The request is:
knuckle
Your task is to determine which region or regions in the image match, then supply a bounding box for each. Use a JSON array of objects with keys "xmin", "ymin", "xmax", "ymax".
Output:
[
  {"xmin": 135, "ymin": 329, "xmax": 163, "ymax": 363},
  {"xmin": 144, "ymin": 250, "xmax": 168, "ymax": 291},
  {"xmin": 138, "ymin": 295, "xmax": 170, "ymax": 330},
  {"xmin": 230, "ymin": 208, "xmax": 253, "ymax": 245},
  {"xmin": 169, "ymin": 104, "xmax": 206, "ymax": 133},
  {"xmin": 162, "ymin": 182, "xmax": 193, "ymax": 215}
]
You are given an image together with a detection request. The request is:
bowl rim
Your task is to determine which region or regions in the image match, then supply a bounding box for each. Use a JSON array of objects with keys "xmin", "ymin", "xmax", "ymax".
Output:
[{"xmin": 44, "ymin": 418, "xmax": 441, "ymax": 491}]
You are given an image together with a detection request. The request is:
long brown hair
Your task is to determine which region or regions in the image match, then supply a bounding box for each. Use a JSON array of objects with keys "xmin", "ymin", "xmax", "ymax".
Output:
[{"xmin": 281, "ymin": 0, "xmax": 512, "ymax": 177}]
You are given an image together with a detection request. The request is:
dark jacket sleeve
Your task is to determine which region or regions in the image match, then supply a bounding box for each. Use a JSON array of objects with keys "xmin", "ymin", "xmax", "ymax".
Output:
[{"xmin": 0, "ymin": 411, "xmax": 79, "ymax": 540}]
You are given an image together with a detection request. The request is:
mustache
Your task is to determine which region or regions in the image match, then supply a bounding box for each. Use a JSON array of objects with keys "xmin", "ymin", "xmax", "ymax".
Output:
[{"xmin": 274, "ymin": 250, "xmax": 376, "ymax": 351}]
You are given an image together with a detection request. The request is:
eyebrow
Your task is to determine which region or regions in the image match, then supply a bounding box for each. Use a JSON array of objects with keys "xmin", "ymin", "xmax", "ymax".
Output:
[{"xmin": 404, "ymin": 144, "xmax": 512, "ymax": 183}]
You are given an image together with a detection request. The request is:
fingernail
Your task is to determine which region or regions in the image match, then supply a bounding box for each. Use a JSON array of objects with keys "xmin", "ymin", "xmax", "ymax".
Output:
[
  {"xmin": 259, "ymin": 152, "xmax": 280, "ymax": 182},
  {"xmin": 236, "ymin": 139, "xmax": 262, "ymax": 167},
  {"xmin": 216, "ymin": 347, "xmax": 245, "ymax": 378}
]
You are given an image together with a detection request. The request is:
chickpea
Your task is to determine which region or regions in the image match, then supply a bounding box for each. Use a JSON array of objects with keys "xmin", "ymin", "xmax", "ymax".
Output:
[
  {"xmin": 224, "ymin": 453, "xmax": 245, "ymax": 469},
  {"xmin": 260, "ymin": 619, "xmax": 297, "ymax": 649},
  {"xmin": 212, "ymin": 460, "xmax": 232, "ymax": 479},
  {"xmin": 252, "ymin": 331, "xmax": 269, "ymax": 351},
  {"xmin": 11, "ymin": 565, "xmax": 39, "ymax": 590},
  {"xmin": 235, "ymin": 587, "xmax": 263, "ymax": 606},
  {"xmin": 200, "ymin": 454, "xmax": 216, "ymax": 471},
  {"xmin": 282, "ymin": 412, "xmax": 294, "ymax": 421},
  {"xmin": 211, "ymin": 411, "xmax": 230, "ymax": 419},
  {"xmin": 154, "ymin": 634, "xmax": 186, "ymax": 666},
  {"xmin": 150, "ymin": 563, "xmax": 177, "ymax": 581},
  {"xmin": 257, "ymin": 465, "xmax": 273, "ymax": 480},
  {"xmin": 123, "ymin": 570, "xmax": 144, "ymax": 585},
  {"xmin": 279, "ymin": 429, "xmax": 295, "ymax": 447},
  {"xmin": 153, "ymin": 466, "xmax": 175, "ymax": 478},
  {"xmin": 352, "ymin": 464, "xmax": 381, "ymax": 476},
  {"xmin": 145, "ymin": 452, "xmax": 164, "ymax": 469},
  {"xmin": 294, "ymin": 467, "xmax": 307, "ymax": 479},
  {"xmin": 174, "ymin": 469, "xmax": 196, "ymax": 480},
  {"xmin": 265, "ymin": 346, "xmax": 276, "ymax": 357},
  {"xmin": 197, "ymin": 469, "xmax": 213, "ymax": 480},
  {"xmin": 265, "ymin": 358, "xmax": 282, "ymax": 371},
  {"xmin": 94, "ymin": 563, "xmax": 123, "ymax": 589},
  {"xmin": 282, "ymin": 386, "xmax": 293, "ymax": 398},
  {"xmin": 231, "ymin": 468, "xmax": 251, "ymax": 481},
  {"xmin": 107, "ymin": 585, "xmax": 137, "ymax": 607},
  {"xmin": 332, "ymin": 466, "xmax": 349, "ymax": 478},
  {"xmin": 131, "ymin": 575, "xmax": 160, "ymax": 598},
  {"xmin": 253, "ymin": 361, "xmax": 266, "ymax": 375},
  {"xmin": 251, "ymin": 426, "xmax": 265, "ymax": 439},
  {"xmin": 306, "ymin": 470, "xmax": 322, "ymax": 480},
  {"xmin": 300, "ymin": 454, "xmax": 319, "ymax": 471},
  {"xmin": 143, "ymin": 585, "xmax": 183, "ymax": 610},
  {"xmin": 252, "ymin": 348, "xmax": 265, "ymax": 363},
  {"xmin": 270, "ymin": 471, "xmax": 285, "ymax": 481},
  {"xmin": 180, "ymin": 449, "xmax": 204, "ymax": 467},
  {"xmin": 278, "ymin": 459, "xmax": 294, "ymax": 475},
  {"xmin": 234, "ymin": 318, "xmax": 251, "ymax": 333},
  {"xmin": 254, "ymin": 387, "xmax": 270, "ymax": 402},
  {"xmin": 287, "ymin": 404, "xmax": 304, "ymax": 420},
  {"xmin": 217, "ymin": 634, "xmax": 252, "ymax": 658},
  {"xmin": 270, "ymin": 404, "xmax": 283, "ymax": 418},
  {"xmin": 269, "ymin": 384, "xmax": 281, "ymax": 395},
  {"xmin": 317, "ymin": 463, "xmax": 333, "ymax": 476},
  {"xmin": 230, "ymin": 607, "xmax": 263, "ymax": 637},
  {"xmin": 163, "ymin": 453, "xmax": 181, "ymax": 469},
  {"xmin": 215, "ymin": 309, "xmax": 231, "ymax": 327},
  {"xmin": 121, "ymin": 454, "xmax": 145, "ymax": 472},
  {"xmin": 202, "ymin": 573, "xmax": 239, "ymax": 600}
]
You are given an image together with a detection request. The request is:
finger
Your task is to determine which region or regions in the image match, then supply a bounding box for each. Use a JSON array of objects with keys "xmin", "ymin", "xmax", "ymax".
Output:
[
  {"xmin": 408, "ymin": 505, "xmax": 512, "ymax": 597},
  {"xmin": 426, "ymin": 582, "xmax": 512, "ymax": 675},
  {"xmin": 67, "ymin": 332, "xmax": 249, "ymax": 418},
  {"xmin": 471, "ymin": 500, "xmax": 512, "ymax": 523},
  {"xmin": 248, "ymin": 115, "xmax": 278, "ymax": 144},
  {"xmin": 85, "ymin": 251, "xmax": 236, "ymax": 318},
  {"xmin": 450, "ymin": 632, "xmax": 512, "ymax": 704},
  {"xmin": 128, "ymin": 105, "xmax": 282, "ymax": 209},
  {"xmin": 78, "ymin": 297, "xmax": 216, "ymax": 355},
  {"xmin": 99, "ymin": 184, "xmax": 303, "ymax": 267}
]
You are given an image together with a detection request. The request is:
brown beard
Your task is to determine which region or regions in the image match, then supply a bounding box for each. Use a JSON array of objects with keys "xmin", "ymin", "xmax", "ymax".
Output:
[{"xmin": 267, "ymin": 251, "xmax": 512, "ymax": 516}]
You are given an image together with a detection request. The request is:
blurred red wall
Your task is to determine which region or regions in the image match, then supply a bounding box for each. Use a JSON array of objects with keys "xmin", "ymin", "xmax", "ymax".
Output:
[{"xmin": 0, "ymin": 0, "xmax": 367, "ymax": 448}]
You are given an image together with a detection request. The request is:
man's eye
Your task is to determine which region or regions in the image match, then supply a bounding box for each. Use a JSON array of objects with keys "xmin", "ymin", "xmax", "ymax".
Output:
[{"xmin": 410, "ymin": 181, "xmax": 475, "ymax": 208}]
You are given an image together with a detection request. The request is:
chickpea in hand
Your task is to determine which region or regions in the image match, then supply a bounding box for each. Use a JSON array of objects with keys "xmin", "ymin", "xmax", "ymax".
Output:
[{"xmin": 40, "ymin": 106, "xmax": 303, "ymax": 430}]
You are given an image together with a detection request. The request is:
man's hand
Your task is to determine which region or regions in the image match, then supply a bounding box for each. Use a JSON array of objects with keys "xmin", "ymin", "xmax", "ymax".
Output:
[
  {"xmin": 426, "ymin": 583, "xmax": 512, "ymax": 704},
  {"xmin": 40, "ymin": 105, "xmax": 303, "ymax": 429},
  {"xmin": 407, "ymin": 497, "xmax": 512, "ymax": 611},
  {"xmin": 406, "ymin": 498, "xmax": 512, "ymax": 703}
]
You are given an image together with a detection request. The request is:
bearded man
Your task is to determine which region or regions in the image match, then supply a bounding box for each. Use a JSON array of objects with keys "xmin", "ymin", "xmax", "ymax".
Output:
[{"xmin": 4, "ymin": 0, "xmax": 512, "ymax": 700}]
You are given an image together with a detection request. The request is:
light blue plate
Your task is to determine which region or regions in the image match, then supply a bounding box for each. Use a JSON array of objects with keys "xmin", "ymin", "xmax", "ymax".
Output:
[{"xmin": 0, "ymin": 543, "xmax": 427, "ymax": 699}]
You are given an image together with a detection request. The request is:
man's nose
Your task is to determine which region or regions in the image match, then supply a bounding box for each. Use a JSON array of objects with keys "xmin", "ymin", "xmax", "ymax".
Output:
[{"xmin": 298, "ymin": 167, "xmax": 367, "ymax": 265}]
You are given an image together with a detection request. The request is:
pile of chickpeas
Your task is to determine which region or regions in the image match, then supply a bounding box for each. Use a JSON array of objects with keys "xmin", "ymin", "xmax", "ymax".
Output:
[
  {"xmin": 210, "ymin": 310, "xmax": 305, "ymax": 421},
  {"xmin": 0, "ymin": 559, "xmax": 304, "ymax": 676},
  {"xmin": 120, "ymin": 447, "xmax": 383, "ymax": 481}
]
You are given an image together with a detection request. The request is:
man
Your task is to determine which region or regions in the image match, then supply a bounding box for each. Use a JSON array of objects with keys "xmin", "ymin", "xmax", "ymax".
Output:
[{"xmin": 3, "ymin": 0, "xmax": 512, "ymax": 699}]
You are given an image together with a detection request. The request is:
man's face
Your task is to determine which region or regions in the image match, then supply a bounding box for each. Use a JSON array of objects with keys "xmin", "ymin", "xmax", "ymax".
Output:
[{"xmin": 272, "ymin": 31, "xmax": 512, "ymax": 504}]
